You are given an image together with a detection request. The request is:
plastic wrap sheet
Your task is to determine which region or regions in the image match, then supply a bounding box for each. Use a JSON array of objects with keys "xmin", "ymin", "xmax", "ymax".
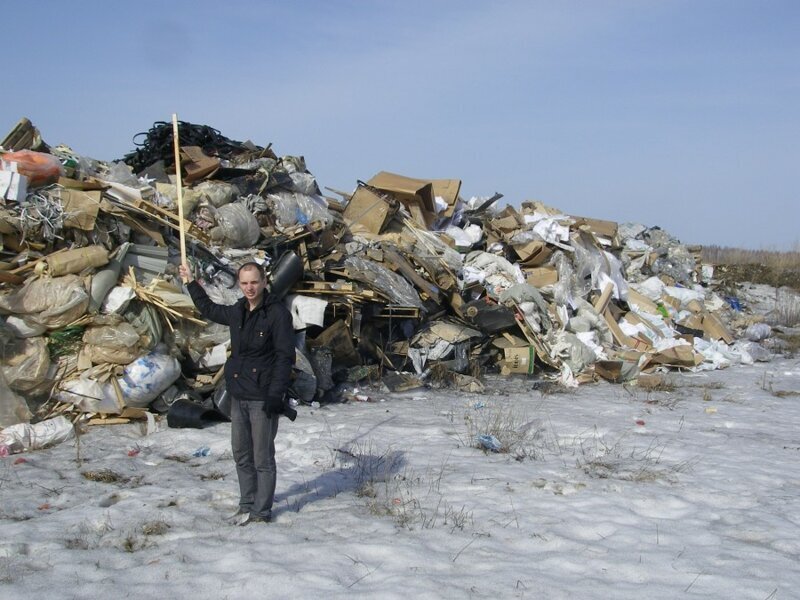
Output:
[
  {"xmin": 289, "ymin": 172, "xmax": 319, "ymax": 196},
  {"xmin": 550, "ymin": 251, "xmax": 576, "ymax": 308},
  {"xmin": 172, "ymin": 321, "xmax": 230, "ymax": 364},
  {"xmin": 412, "ymin": 229, "xmax": 463, "ymax": 273},
  {"xmin": 343, "ymin": 255, "xmax": 425, "ymax": 309},
  {"xmin": 550, "ymin": 331, "xmax": 599, "ymax": 375},
  {"xmin": 618, "ymin": 222, "xmax": 648, "ymax": 242},
  {"xmin": 651, "ymin": 246, "xmax": 697, "ymax": 284}
]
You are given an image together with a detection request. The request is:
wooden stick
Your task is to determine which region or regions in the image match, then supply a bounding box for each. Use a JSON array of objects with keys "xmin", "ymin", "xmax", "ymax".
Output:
[{"xmin": 172, "ymin": 114, "xmax": 187, "ymax": 266}]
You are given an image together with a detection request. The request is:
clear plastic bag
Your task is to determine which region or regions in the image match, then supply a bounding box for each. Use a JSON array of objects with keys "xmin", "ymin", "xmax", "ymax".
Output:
[
  {"xmin": 83, "ymin": 322, "xmax": 142, "ymax": 365},
  {"xmin": 83, "ymin": 322, "xmax": 140, "ymax": 348},
  {"xmin": 288, "ymin": 172, "xmax": 319, "ymax": 196},
  {"xmin": 0, "ymin": 274, "xmax": 89, "ymax": 330},
  {"xmin": 208, "ymin": 202, "xmax": 260, "ymax": 248},
  {"xmin": 106, "ymin": 161, "xmax": 142, "ymax": 186},
  {"xmin": 189, "ymin": 180, "xmax": 239, "ymax": 208},
  {"xmin": 266, "ymin": 191, "xmax": 332, "ymax": 229},
  {"xmin": 0, "ymin": 370, "xmax": 31, "ymax": 427},
  {"xmin": 1, "ymin": 337, "xmax": 50, "ymax": 392}
]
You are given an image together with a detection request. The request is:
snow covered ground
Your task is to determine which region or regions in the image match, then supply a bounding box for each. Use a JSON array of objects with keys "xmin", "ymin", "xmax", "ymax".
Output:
[{"xmin": 1, "ymin": 358, "xmax": 799, "ymax": 599}]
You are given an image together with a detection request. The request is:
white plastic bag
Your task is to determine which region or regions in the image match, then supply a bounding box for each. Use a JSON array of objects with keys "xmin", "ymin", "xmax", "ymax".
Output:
[{"xmin": 0, "ymin": 416, "xmax": 74, "ymax": 455}]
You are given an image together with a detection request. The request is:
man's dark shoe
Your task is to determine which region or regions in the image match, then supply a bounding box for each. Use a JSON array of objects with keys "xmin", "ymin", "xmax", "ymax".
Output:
[
  {"xmin": 227, "ymin": 507, "xmax": 249, "ymax": 523},
  {"xmin": 239, "ymin": 514, "xmax": 271, "ymax": 526}
]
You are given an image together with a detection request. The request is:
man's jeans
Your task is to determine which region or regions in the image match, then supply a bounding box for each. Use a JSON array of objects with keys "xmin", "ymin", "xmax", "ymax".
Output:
[{"xmin": 230, "ymin": 397, "xmax": 280, "ymax": 518}]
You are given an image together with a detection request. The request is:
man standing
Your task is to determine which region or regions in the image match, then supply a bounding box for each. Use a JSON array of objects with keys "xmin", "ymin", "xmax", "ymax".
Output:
[{"xmin": 179, "ymin": 261, "xmax": 295, "ymax": 525}]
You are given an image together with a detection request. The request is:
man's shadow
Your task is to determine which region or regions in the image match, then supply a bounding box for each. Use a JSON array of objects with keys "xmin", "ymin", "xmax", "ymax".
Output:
[{"xmin": 274, "ymin": 447, "xmax": 406, "ymax": 516}]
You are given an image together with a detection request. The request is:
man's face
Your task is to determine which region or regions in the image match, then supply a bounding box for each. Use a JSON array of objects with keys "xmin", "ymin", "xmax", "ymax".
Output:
[{"xmin": 238, "ymin": 267, "xmax": 265, "ymax": 304}]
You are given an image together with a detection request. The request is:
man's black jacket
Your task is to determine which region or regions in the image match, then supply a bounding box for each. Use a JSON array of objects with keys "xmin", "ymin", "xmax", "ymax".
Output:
[{"xmin": 186, "ymin": 280, "xmax": 295, "ymax": 413}]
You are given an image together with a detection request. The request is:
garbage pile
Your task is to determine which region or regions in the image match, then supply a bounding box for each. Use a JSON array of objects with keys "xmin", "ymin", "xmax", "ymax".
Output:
[{"xmin": 0, "ymin": 117, "xmax": 769, "ymax": 432}]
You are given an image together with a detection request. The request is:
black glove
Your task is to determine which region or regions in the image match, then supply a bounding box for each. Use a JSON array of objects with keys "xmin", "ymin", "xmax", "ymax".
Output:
[
  {"xmin": 263, "ymin": 396, "xmax": 297, "ymax": 422},
  {"xmin": 282, "ymin": 399, "xmax": 297, "ymax": 422},
  {"xmin": 264, "ymin": 396, "xmax": 284, "ymax": 416}
]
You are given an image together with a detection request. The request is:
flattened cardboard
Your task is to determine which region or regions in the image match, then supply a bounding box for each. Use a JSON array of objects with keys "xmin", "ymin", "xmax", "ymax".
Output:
[
  {"xmin": 701, "ymin": 313, "xmax": 734, "ymax": 344},
  {"xmin": 569, "ymin": 215, "xmax": 618, "ymax": 240},
  {"xmin": 626, "ymin": 288, "xmax": 660, "ymax": 314},
  {"xmin": 431, "ymin": 178, "xmax": 462, "ymax": 218},
  {"xmin": 309, "ymin": 319, "xmax": 360, "ymax": 367},
  {"xmin": 686, "ymin": 299, "xmax": 704, "ymax": 313},
  {"xmin": 647, "ymin": 345, "xmax": 701, "ymax": 368},
  {"xmin": 343, "ymin": 186, "xmax": 395, "ymax": 234},
  {"xmin": 180, "ymin": 146, "xmax": 220, "ymax": 182},
  {"xmin": 491, "ymin": 332, "xmax": 529, "ymax": 349},
  {"xmin": 61, "ymin": 189, "xmax": 101, "ymax": 231},
  {"xmin": 525, "ymin": 266, "xmax": 558, "ymax": 288}
]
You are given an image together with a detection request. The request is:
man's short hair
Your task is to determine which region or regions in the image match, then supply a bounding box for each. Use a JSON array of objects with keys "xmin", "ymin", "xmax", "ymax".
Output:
[{"xmin": 237, "ymin": 262, "xmax": 265, "ymax": 281}]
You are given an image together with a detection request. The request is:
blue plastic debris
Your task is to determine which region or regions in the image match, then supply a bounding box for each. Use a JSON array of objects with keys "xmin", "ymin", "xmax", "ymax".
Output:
[
  {"xmin": 473, "ymin": 401, "xmax": 486, "ymax": 409},
  {"xmin": 192, "ymin": 446, "xmax": 211, "ymax": 457},
  {"xmin": 724, "ymin": 296, "xmax": 743, "ymax": 311},
  {"xmin": 477, "ymin": 434, "xmax": 502, "ymax": 452}
]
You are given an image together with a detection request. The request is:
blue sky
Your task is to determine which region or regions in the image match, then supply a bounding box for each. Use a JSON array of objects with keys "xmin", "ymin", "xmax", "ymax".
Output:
[{"xmin": 3, "ymin": 1, "xmax": 798, "ymax": 249}]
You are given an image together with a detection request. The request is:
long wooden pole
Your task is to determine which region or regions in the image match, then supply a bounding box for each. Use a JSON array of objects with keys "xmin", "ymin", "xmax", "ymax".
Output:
[{"xmin": 171, "ymin": 114, "xmax": 187, "ymax": 266}]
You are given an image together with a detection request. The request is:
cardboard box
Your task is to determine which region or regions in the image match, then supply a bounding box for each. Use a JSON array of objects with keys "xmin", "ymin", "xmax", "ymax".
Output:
[
  {"xmin": 367, "ymin": 171, "xmax": 436, "ymax": 228},
  {"xmin": 513, "ymin": 240, "xmax": 553, "ymax": 267},
  {"xmin": 500, "ymin": 346, "xmax": 536, "ymax": 375}
]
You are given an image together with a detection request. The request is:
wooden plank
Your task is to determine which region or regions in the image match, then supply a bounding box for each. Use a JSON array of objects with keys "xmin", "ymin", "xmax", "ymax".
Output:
[{"xmin": 593, "ymin": 282, "xmax": 614, "ymax": 314}]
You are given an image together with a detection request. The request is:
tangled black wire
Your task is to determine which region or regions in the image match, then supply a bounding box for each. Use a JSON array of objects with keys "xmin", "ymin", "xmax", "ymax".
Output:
[{"xmin": 120, "ymin": 121, "xmax": 261, "ymax": 174}]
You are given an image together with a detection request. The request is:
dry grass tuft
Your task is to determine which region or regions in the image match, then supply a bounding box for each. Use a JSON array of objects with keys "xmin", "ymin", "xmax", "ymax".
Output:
[
  {"xmin": 141, "ymin": 520, "xmax": 170, "ymax": 536},
  {"xmin": 81, "ymin": 469, "xmax": 129, "ymax": 484}
]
